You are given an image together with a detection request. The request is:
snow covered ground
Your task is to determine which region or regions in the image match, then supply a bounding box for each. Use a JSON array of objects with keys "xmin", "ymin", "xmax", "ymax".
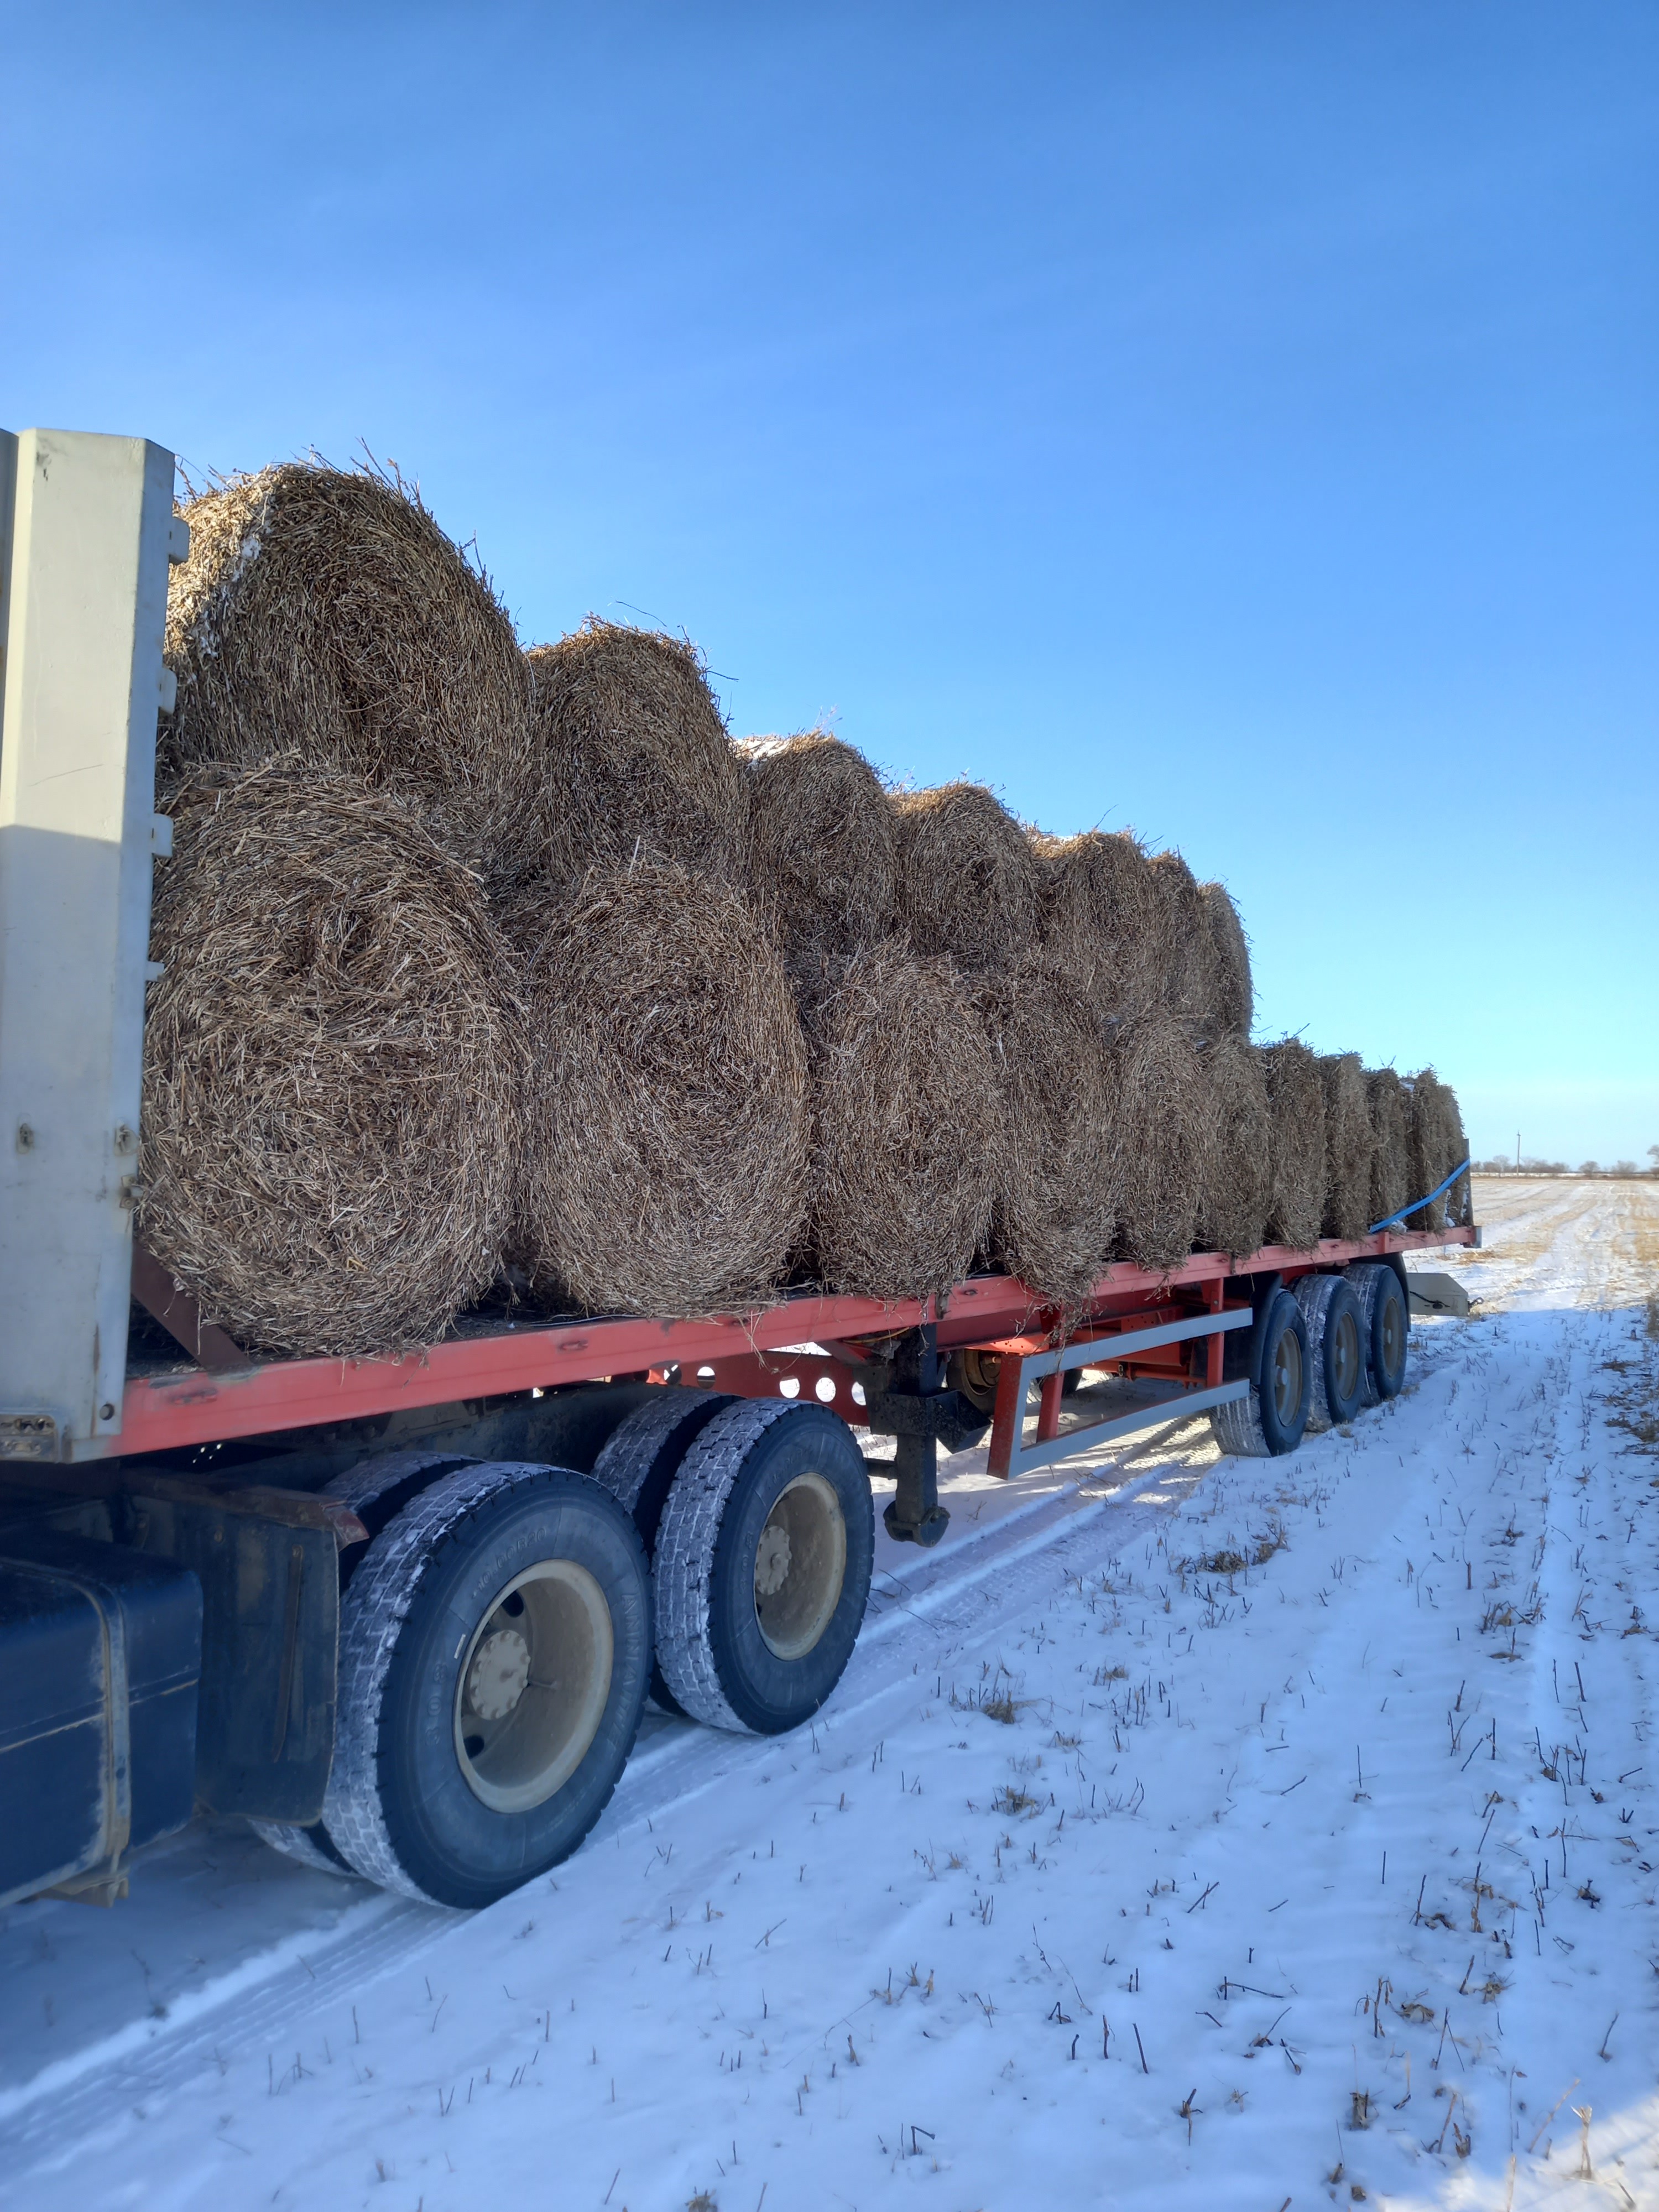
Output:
[{"xmin": 4, "ymin": 1177, "xmax": 1658, "ymax": 2211}]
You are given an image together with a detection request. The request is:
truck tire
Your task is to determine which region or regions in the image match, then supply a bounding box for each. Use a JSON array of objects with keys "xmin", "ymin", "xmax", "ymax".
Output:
[
  {"xmin": 1347, "ymin": 1261, "xmax": 1409, "ymax": 1406},
  {"xmin": 1209, "ymin": 1288, "xmax": 1311, "ymax": 1458},
  {"xmin": 654, "ymin": 1400, "xmax": 873, "ymax": 1735},
  {"xmin": 322, "ymin": 1462, "xmax": 651, "ymax": 1908},
  {"xmin": 590, "ymin": 1390, "xmax": 737, "ymax": 1716},
  {"xmin": 1291, "ymin": 1273, "xmax": 1366, "ymax": 1432},
  {"xmin": 248, "ymin": 1450, "xmax": 484, "ymax": 1877}
]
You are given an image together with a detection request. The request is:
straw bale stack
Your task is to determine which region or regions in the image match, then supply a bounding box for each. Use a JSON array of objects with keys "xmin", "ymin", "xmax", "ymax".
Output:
[
  {"xmin": 1201, "ymin": 881, "xmax": 1253, "ymax": 1039},
  {"xmin": 1107, "ymin": 1010, "xmax": 1215, "ymax": 1275},
  {"xmin": 1406, "ymin": 1069, "xmax": 1468, "ymax": 1232},
  {"xmin": 138, "ymin": 768, "xmax": 525, "ymax": 1359},
  {"xmin": 1195, "ymin": 1037, "xmax": 1272, "ymax": 1259},
  {"xmin": 525, "ymin": 620, "xmax": 749, "ymax": 892},
  {"xmin": 973, "ymin": 964, "xmax": 1118, "ymax": 1306},
  {"xmin": 1259, "ymin": 1039, "xmax": 1327, "ymax": 1250},
  {"xmin": 1318, "ymin": 1052, "xmax": 1373, "ymax": 1240},
  {"xmin": 799, "ymin": 941, "xmax": 1002, "ymax": 1301},
  {"xmin": 1365, "ymin": 1068, "xmax": 1411, "ymax": 1230},
  {"xmin": 1032, "ymin": 828, "xmax": 1164, "ymax": 1013},
  {"xmin": 1146, "ymin": 851, "xmax": 1225, "ymax": 1034},
  {"xmin": 894, "ymin": 783, "xmax": 1042, "ymax": 974},
  {"xmin": 512, "ymin": 861, "xmax": 807, "ymax": 1317},
  {"xmin": 739, "ymin": 732, "xmax": 898, "ymax": 982},
  {"xmin": 162, "ymin": 463, "xmax": 534, "ymax": 888}
]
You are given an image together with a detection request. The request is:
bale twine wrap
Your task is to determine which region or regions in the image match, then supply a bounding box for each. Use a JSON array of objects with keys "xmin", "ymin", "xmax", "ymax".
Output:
[
  {"xmin": 1405, "ymin": 1069, "xmax": 1468, "ymax": 1232},
  {"xmin": 1200, "ymin": 881, "xmax": 1253, "ymax": 1039},
  {"xmin": 1032, "ymin": 828, "xmax": 1165, "ymax": 1013},
  {"xmin": 893, "ymin": 782, "xmax": 1042, "ymax": 974},
  {"xmin": 138, "ymin": 767, "xmax": 526, "ymax": 1359},
  {"xmin": 1147, "ymin": 850, "xmax": 1224, "ymax": 1032},
  {"xmin": 972, "ymin": 965, "xmax": 1118, "ymax": 1307},
  {"xmin": 525, "ymin": 620, "xmax": 749, "ymax": 891},
  {"xmin": 739, "ymin": 732, "xmax": 898, "ymax": 982},
  {"xmin": 1194, "ymin": 1036, "xmax": 1272, "ymax": 1260},
  {"xmin": 1259, "ymin": 1039, "xmax": 1327, "ymax": 1251},
  {"xmin": 1107, "ymin": 1009, "xmax": 1215, "ymax": 1275},
  {"xmin": 512, "ymin": 860, "xmax": 807, "ymax": 1317},
  {"xmin": 799, "ymin": 940, "xmax": 1002, "ymax": 1302},
  {"xmin": 1365, "ymin": 1068, "xmax": 1411, "ymax": 1229},
  {"xmin": 163, "ymin": 463, "xmax": 534, "ymax": 888},
  {"xmin": 1318, "ymin": 1052, "xmax": 1373, "ymax": 1240}
]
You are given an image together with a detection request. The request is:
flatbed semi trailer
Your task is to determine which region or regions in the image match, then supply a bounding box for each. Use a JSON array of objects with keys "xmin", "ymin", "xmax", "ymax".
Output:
[{"xmin": 0, "ymin": 429, "xmax": 1476, "ymax": 1913}]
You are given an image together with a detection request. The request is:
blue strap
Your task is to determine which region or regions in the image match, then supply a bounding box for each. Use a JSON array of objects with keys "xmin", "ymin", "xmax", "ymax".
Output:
[{"xmin": 1369, "ymin": 1159, "xmax": 1472, "ymax": 1235}]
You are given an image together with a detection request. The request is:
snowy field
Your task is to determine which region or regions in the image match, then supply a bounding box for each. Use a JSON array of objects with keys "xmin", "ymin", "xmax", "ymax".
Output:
[{"xmin": 4, "ymin": 1177, "xmax": 1658, "ymax": 2211}]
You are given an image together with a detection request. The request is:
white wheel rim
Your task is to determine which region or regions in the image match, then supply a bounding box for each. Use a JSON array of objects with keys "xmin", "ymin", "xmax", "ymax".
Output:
[
  {"xmin": 753, "ymin": 1471, "xmax": 847, "ymax": 1662},
  {"xmin": 453, "ymin": 1560, "xmax": 614, "ymax": 1813}
]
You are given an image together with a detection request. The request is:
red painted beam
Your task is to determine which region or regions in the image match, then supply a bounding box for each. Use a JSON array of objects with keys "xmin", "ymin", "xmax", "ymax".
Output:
[{"xmin": 87, "ymin": 1226, "xmax": 1474, "ymax": 1463}]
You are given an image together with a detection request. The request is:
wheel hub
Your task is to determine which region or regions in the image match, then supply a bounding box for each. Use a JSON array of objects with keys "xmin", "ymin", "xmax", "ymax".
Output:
[
  {"xmin": 465, "ymin": 1627, "xmax": 530, "ymax": 1721},
  {"xmin": 753, "ymin": 1470, "xmax": 847, "ymax": 1661},
  {"xmin": 754, "ymin": 1523, "xmax": 792, "ymax": 1597},
  {"xmin": 452, "ymin": 1561, "xmax": 614, "ymax": 1814}
]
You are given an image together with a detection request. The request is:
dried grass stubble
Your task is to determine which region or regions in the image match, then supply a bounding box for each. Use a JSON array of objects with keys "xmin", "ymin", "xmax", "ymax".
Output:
[
  {"xmin": 1195, "ymin": 1036, "xmax": 1272, "ymax": 1260},
  {"xmin": 1406, "ymin": 1068, "xmax": 1469, "ymax": 1231},
  {"xmin": 740, "ymin": 732, "xmax": 898, "ymax": 980},
  {"xmin": 1365, "ymin": 1068, "xmax": 1411, "ymax": 1229},
  {"xmin": 526, "ymin": 620, "xmax": 749, "ymax": 891},
  {"xmin": 163, "ymin": 462, "xmax": 534, "ymax": 888},
  {"xmin": 973, "ymin": 965, "xmax": 1118, "ymax": 1307},
  {"xmin": 1032, "ymin": 828, "xmax": 1165, "ymax": 1014},
  {"xmin": 1108, "ymin": 1010, "xmax": 1215, "ymax": 1275},
  {"xmin": 800, "ymin": 940, "xmax": 1001, "ymax": 1301},
  {"xmin": 1319, "ymin": 1052, "xmax": 1373, "ymax": 1241},
  {"xmin": 1259, "ymin": 1038, "xmax": 1327, "ymax": 1251},
  {"xmin": 139, "ymin": 768, "xmax": 526, "ymax": 1359},
  {"xmin": 894, "ymin": 783, "xmax": 1042, "ymax": 975},
  {"xmin": 513, "ymin": 861, "xmax": 808, "ymax": 1317}
]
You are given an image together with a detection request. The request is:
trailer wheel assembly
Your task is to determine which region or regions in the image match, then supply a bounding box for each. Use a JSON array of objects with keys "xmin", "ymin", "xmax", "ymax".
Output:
[
  {"xmin": 321, "ymin": 1462, "xmax": 651, "ymax": 1908},
  {"xmin": 1292, "ymin": 1274, "xmax": 1366, "ymax": 1432},
  {"xmin": 653, "ymin": 1400, "xmax": 873, "ymax": 1735},
  {"xmin": 1348, "ymin": 1261, "xmax": 1409, "ymax": 1406},
  {"xmin": 591, "ymin": 1389, "xmax": 737, "ymax": 1714},
  {"xmin": 1211, "ymin": 1287, "xmax": 1311, "ymax": 1458}
]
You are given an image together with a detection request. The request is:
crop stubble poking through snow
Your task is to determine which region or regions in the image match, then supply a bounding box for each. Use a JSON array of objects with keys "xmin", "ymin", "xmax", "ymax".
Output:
[{"xmin": 4, "ymin": 1181, "xmax": 1659, "ymax": 2210}]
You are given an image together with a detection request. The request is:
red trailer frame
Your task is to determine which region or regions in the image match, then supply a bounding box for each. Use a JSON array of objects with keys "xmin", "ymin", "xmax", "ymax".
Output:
[{"xmin": 97, "ymin": 1223, "xmax": 1475, "ymax": 1473}]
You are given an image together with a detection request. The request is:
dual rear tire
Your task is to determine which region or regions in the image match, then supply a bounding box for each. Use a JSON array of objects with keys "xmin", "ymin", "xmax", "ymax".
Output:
[
  {"xmin": 262, "ymin": 1400, "xmax": 875, "ymax": 1907},
  {"xmin": 597, "ymin": 1395, "xmax": 874, "ymax": 1736}
]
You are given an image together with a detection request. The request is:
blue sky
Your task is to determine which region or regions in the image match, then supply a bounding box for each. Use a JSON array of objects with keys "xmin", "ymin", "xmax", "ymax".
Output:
[{"xmin": 4, "ymin": 3, "xmax": 1653, "ymax": 1162}]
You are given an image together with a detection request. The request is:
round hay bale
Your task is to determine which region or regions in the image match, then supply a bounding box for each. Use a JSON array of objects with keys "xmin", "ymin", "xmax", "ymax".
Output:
[
  {"xmin": 1107, "ymin": 1009, "xmax": 1215, "ymax": 1275},
  {"xmin": 1318, "ymin": 1052, "xmax": 1373, "ymax": 1240},
  {"xmin": 1259, "ymin": 1039, "xmax": 1327, "ymax": 1251},
  {"xmin": 1199, "ymin": 880, "xmax": 1253, "ymax": 1038},
  {"xmin": 973, "ymin": 964, "xmax": 1117, "ymax": 1307},
  {"xmin": 1031, "ymin": 828, "xmax": 1165, "ymax": 1013},
  {"xmin": 526, "ymin": 620, "xmax": 749, "ymax": 891},
  {"xmin": 163, "ymin": 462, "xmax": 534, "ymax": 888},
  {"xmin": 138, "ymin": 766, "xmax": 526, "ymax": 1359},
  {"xmin": 893, "ymin": 783, "xmax": 1042, "ymax": 974},
  {"xmin": 513, "ymin": 860, "xmax": 807, "ymax": 1317},
  {"xmin": 1365, "ymin": 1068, "xmax": 1411, "ymax": 1229},
  {"xmin": 1406, "ymin": 1068, "xmax": 1468, "ymax": 1231},
  {"xmin": 1146, "ymin": 851, "xmax": 1224, "ymax": 1032},
  {"xmin": 800, "ymin": 940, "xmax": 1002, "ymax": 1301},
  {"xmin": 1194, "ymin": 1036, "xmax": 1272, "ymax": 1259},
  {"xmin": 739, "ymin": 732, "xmax": 898, "ymax": 982}
]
